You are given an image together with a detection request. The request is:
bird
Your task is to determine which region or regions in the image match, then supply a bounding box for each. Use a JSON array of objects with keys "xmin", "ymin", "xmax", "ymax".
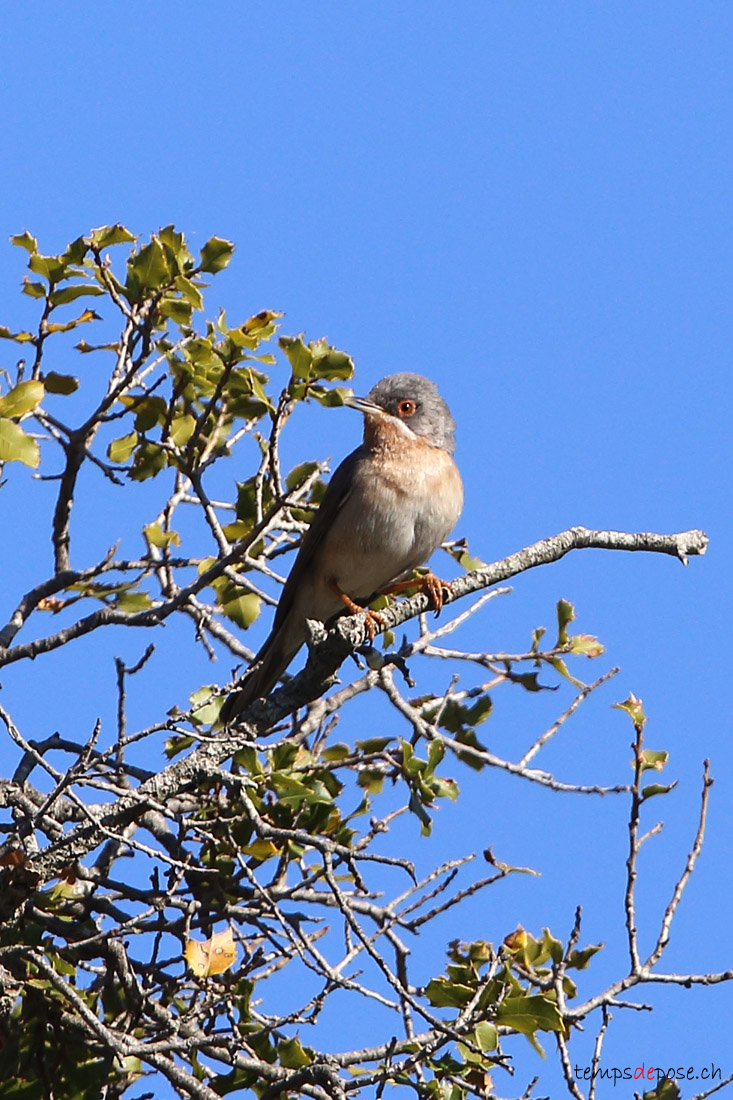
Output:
[{"xmin": 219, "ymin": 372, "xmax": 463, "ymax": 724}]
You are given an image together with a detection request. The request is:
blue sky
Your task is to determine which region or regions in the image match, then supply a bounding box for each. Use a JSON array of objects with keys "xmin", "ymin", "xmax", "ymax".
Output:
[{"xmin": 0, "ymin": 3, "xmax": 731, "ymax": 1094}]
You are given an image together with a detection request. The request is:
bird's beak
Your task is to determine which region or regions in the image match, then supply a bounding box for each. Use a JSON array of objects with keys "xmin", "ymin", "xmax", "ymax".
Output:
[{"xmin": 344, "ymin": 394, "xmax": 387, "ymax": 417}]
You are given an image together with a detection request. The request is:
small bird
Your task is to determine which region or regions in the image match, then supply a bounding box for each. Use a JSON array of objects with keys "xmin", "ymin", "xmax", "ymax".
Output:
[{"xmin": 219, "ymin": 373, "xmax": 463, "ymax": 724}]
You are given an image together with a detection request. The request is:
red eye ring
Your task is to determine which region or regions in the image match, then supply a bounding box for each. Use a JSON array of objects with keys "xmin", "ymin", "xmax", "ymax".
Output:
[{"xmin": 397, "ymin": 399, "xmax": 416, "ymax": 417}]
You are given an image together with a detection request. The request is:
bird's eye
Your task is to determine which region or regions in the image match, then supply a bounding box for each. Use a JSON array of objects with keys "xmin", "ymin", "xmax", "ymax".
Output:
[{"xmin": 396, "ymin": 399, "xmax": 416, "ymax": 418}]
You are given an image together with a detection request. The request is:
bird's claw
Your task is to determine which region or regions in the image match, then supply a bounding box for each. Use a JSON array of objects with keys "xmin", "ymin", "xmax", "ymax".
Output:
[
  {"xmin": 419, "ymin": 573, "xmax": 452, "ymax": 616},
  {"xmin": 362, "ymin": 607, "xmax": 385, "ymax": 642}
]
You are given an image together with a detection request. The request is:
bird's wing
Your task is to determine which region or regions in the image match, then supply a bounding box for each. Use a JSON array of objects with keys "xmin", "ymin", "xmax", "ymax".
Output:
[{"xmin": 271, "ymin": 445, "xmax": 365, "ymax": 634}]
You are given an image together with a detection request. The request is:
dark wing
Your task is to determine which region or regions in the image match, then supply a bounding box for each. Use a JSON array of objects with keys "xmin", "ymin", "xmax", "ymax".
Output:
[{"xmin": 271, "ymin": 445, "xmax": 365, "ymax": 633}]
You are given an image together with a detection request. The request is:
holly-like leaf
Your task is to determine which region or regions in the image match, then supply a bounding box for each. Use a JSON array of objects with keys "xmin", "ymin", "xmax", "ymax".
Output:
[
  {"xmin": 22, "ymin": 278, "xmax": 46, "ymax": 299},
  {"xmin": 46, "ymin": 308, "xmax": 101, "ymax": 334},
  {"xmin": 174, "ymin": 275, "xmax": 204, "ymax": 311},
  {"xmin": 570, "ymin": 633, "xmax": 605, "ymax": 658},
  {"xmin": 10, "ymin": 230, "xmax": 38, "ymax": 253},
  {"xmin": 614, "ymin": 692, "xmax": 646, "ymax": 729},
  {"xmin": 638, "ymin": 749, "xmax": 668, "ymax": 773},
  {"xmin": 278, "ymin": 1037, "xmax": 313, "ymax": 1069},
  {"xmin": 219, "ymin": 592, "xmax": 261, "ymax": 629},
  {"xmin": 0, "ymin": 325, "xmax": 35, "ymax": 343},
  {"xmin": 496, "ymin": 993, "xmax": 565, "ymax": 1036},
  {"xmin": 643, "ymin": 1078, "xmax": 681, "ymax": 1100},
  {"xmin": 49, "ymin": 283, "xmax": 105, "ymax": 307},
  {"xmin": 159, "ymin": 296, "xmax": 193, "ymax": 326},
  {"xmin": 144, "ymin": 522, "xmax": 181, "ymax": 549},
  {"xmin": 199, "ymin": 236, "xmax": 235, "ymax": 274},
  {"xmin": 127, "ymin": 238, "xmax": 171, "ymax": 295},
  {"xmin": 90, "ymin": 224, "xmax": 136, "ymax": 249},
  {"xmin": 28, "ymin": 252, "xmax": 67, "ymax": 284},
  {"xmin": 567, "ymin": 943, "xmax": 603, "ymax": 969},
  {"xmin": 424, "ymin": 976, "xmax": 474, "ymax": 1008},
  {"xmin": 129, "ymin": 442, "xmax": 166, "ymax": 481}
]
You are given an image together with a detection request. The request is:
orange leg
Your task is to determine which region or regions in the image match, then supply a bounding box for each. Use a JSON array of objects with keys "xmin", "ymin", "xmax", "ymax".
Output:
[
  {"xmin": 329, "ymin": 581, "xmax": 385, "ymax": 642},
  {"xmin": 382, "ymin": 572, "xmax": 452, "ymax": 616}
]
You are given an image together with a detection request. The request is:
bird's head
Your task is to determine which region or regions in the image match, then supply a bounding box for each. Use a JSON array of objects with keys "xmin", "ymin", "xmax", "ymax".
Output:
[{"xmin": 345, "ymin": 372, "xmax": 457, "ymax": 454}]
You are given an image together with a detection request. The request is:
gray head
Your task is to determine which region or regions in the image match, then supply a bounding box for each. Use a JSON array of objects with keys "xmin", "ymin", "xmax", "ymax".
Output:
[{"xmin": 346, "ymin": 372, "xmax": 457, "ymax": 454}]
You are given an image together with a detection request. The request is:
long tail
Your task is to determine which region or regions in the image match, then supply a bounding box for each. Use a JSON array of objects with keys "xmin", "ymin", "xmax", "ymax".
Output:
[{"xmin": 219, "ymin": 626, "xmax": 299, "ymax": 725}]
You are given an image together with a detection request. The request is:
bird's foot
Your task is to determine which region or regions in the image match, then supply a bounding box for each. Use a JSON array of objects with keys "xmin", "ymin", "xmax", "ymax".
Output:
[
  {"xmin": 331, "ymin": 582, "xmax": 385, "ymax": 642},
  {"xmin": 383, "ymin": 572, "xmax": 453, "ymax": 616}
]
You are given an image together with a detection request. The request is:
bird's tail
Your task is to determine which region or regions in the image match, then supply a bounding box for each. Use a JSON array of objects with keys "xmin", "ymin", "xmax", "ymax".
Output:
[{"xmin": 219, "ymin": 627, "xmax": 298, "ymax": 726}]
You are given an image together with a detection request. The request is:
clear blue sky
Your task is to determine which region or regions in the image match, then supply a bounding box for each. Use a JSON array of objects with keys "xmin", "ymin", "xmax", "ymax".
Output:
[{"xmin": 1, "ymin": 3, "xmax": 730, "ymax": 1094}]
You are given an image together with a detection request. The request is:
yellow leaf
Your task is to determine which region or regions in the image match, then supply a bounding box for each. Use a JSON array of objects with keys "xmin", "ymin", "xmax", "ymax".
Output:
[
  {"xmin": 46, "ymin": 309, "xmax": 101, "ymax": 334},
  {"xmin": 185, "ymin": 927, "xmax": 237, "ymax": 977},
  {"xmin": 242, "ymin": 839, "xmax": 280, "ymax": 861},
  {"xmin": 242, "ymin": 309, "xmax": 283, "ymax": 335}
]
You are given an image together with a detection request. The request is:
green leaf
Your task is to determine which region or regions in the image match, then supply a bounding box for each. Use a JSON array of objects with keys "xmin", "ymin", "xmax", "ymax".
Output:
[
  {"xmin": 125, "ymin": 394, "xmax": 167, "ymax": 432},
  {"xmin": 279, "ymin": 334, "xmax": 313, "ymax": 380},
  {"xmin": 549, "ymin": 656, "xmax": 585, "ymax": 689},
  {"xmin": 308, "ymin": 384, "xmax": 352, "ymax": 407},
  {"xmin": 278, "ymin": 1037, "xmax": 313, "ymax": 1069},
  {"xmin": 169, "ymin": 414, "xmax": 196, "ymax": 447},
  {"xmin": 453, "ymin": 549, "xmax": 487, "ymax": 572},
  {"xmin": 0, "ymin": 418, "xmax": 40, "ymax": 467},
  {"xmin": 0, "ymin": 381, "xmax": 44, "ymax": 418},
  {"xmin": 158, "ymin": 225, "xmax": 194, "ymax": 274},
  {"xmin": 129, "ymin": 442, "xmax": 166, "ymax": 481},
  {"xmin": 308, "ymin": 338, "xmax": 354, "ymax": 380},
  {"xmin": 496, "ymin": 993, "xmax": 564, "ymax": 1036},
  {"xmin": 28, "ymin": 252, "xmax": 67, "ymax": 284},
  {"xmin": 174, "ymin": 275, "xmax": 204, "ymax": 310},
  {"xmin": 638, "ymin": 749, "xmax": 668, "ymax": 773},
  {"xmin": 641, "ymin": 782, "xmax": 676, "ymax": 800},
  {"xmin": 107, "ymin": 431, "xmax": 138, "ymax": 463},
  {"xmin": 220, "ymin": 592, "xmax": 261, "ymax": 629},
  {"xmin": 127, "ymin": 237, "xmax": 171, "ymax": 294},
  {"xmin": 159, "ymin": 295, "xmax": 193, "ymax": 326},
  {"xmin": 555, "ymin": 598, "xmax": 575, "ymax": 645},
  {"xmin": 355, "ymin": 736, "xmax": 394, "ymax": 753},
  {"xmin": 90, "ymin": 224, "xmax": 136, "ymax": 248},
  {"xmin": 22, "ymin": 277, "xmax": 46, "ymax": 299},
  {"xmin": 115, "ymin": 590, "xmax": 153, "ymax": 612},
  {"xmin": 49, "ymin": 283, "xmax": 105, "ymax": 307},
  {"xmin": 200, "ymin": 236, "xmax": 235, "ymax": 273},
  {"xmin": 285, "ymin": 461, "xmax": 319, "ymax": 491},
  {"xmin": 10, "ymin": 230, "xmax": 38, "ymax": 252},
  {"xmin": 43, "ymin": 371, "xmax": 79, "ymax": 395},
  {"xmin": 567, "ymin": 943, "xmax": 603, "ymax": 970},
  {"xmin": 144, "ymin": 522, "xmax": 181, "ymax": 549},
  {"xmin": 356, "ymin": 769, "xmax": 384, "ymax": 794},
  {"xmin": 322, "ymin": 743, "xmax": 351, "ymax": 762},
  {"xmin": 570, "ymin": 633, "xmax": 605, "ymax": 657},
  {"xmin": 614, "ymin": 692, "xmax": 646, "ymax": 729},
  {"xmin": 424, "ymin": 977, "xmax": 474, "ymax": 1008},
  {"xmin": 191, "ymin": 693, "xmax": 225, "ymax": 727},
  {"xmin": 62, "ymin": 235, "xmax": 88, "ymax": 265},
  {"xmin": 473, "ymin": 1021, "xmax": 498, "ymax": 1052},
  {"xmin": 643, "ymin": 1079, "xmax": 681, "ymax": 1100}
]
